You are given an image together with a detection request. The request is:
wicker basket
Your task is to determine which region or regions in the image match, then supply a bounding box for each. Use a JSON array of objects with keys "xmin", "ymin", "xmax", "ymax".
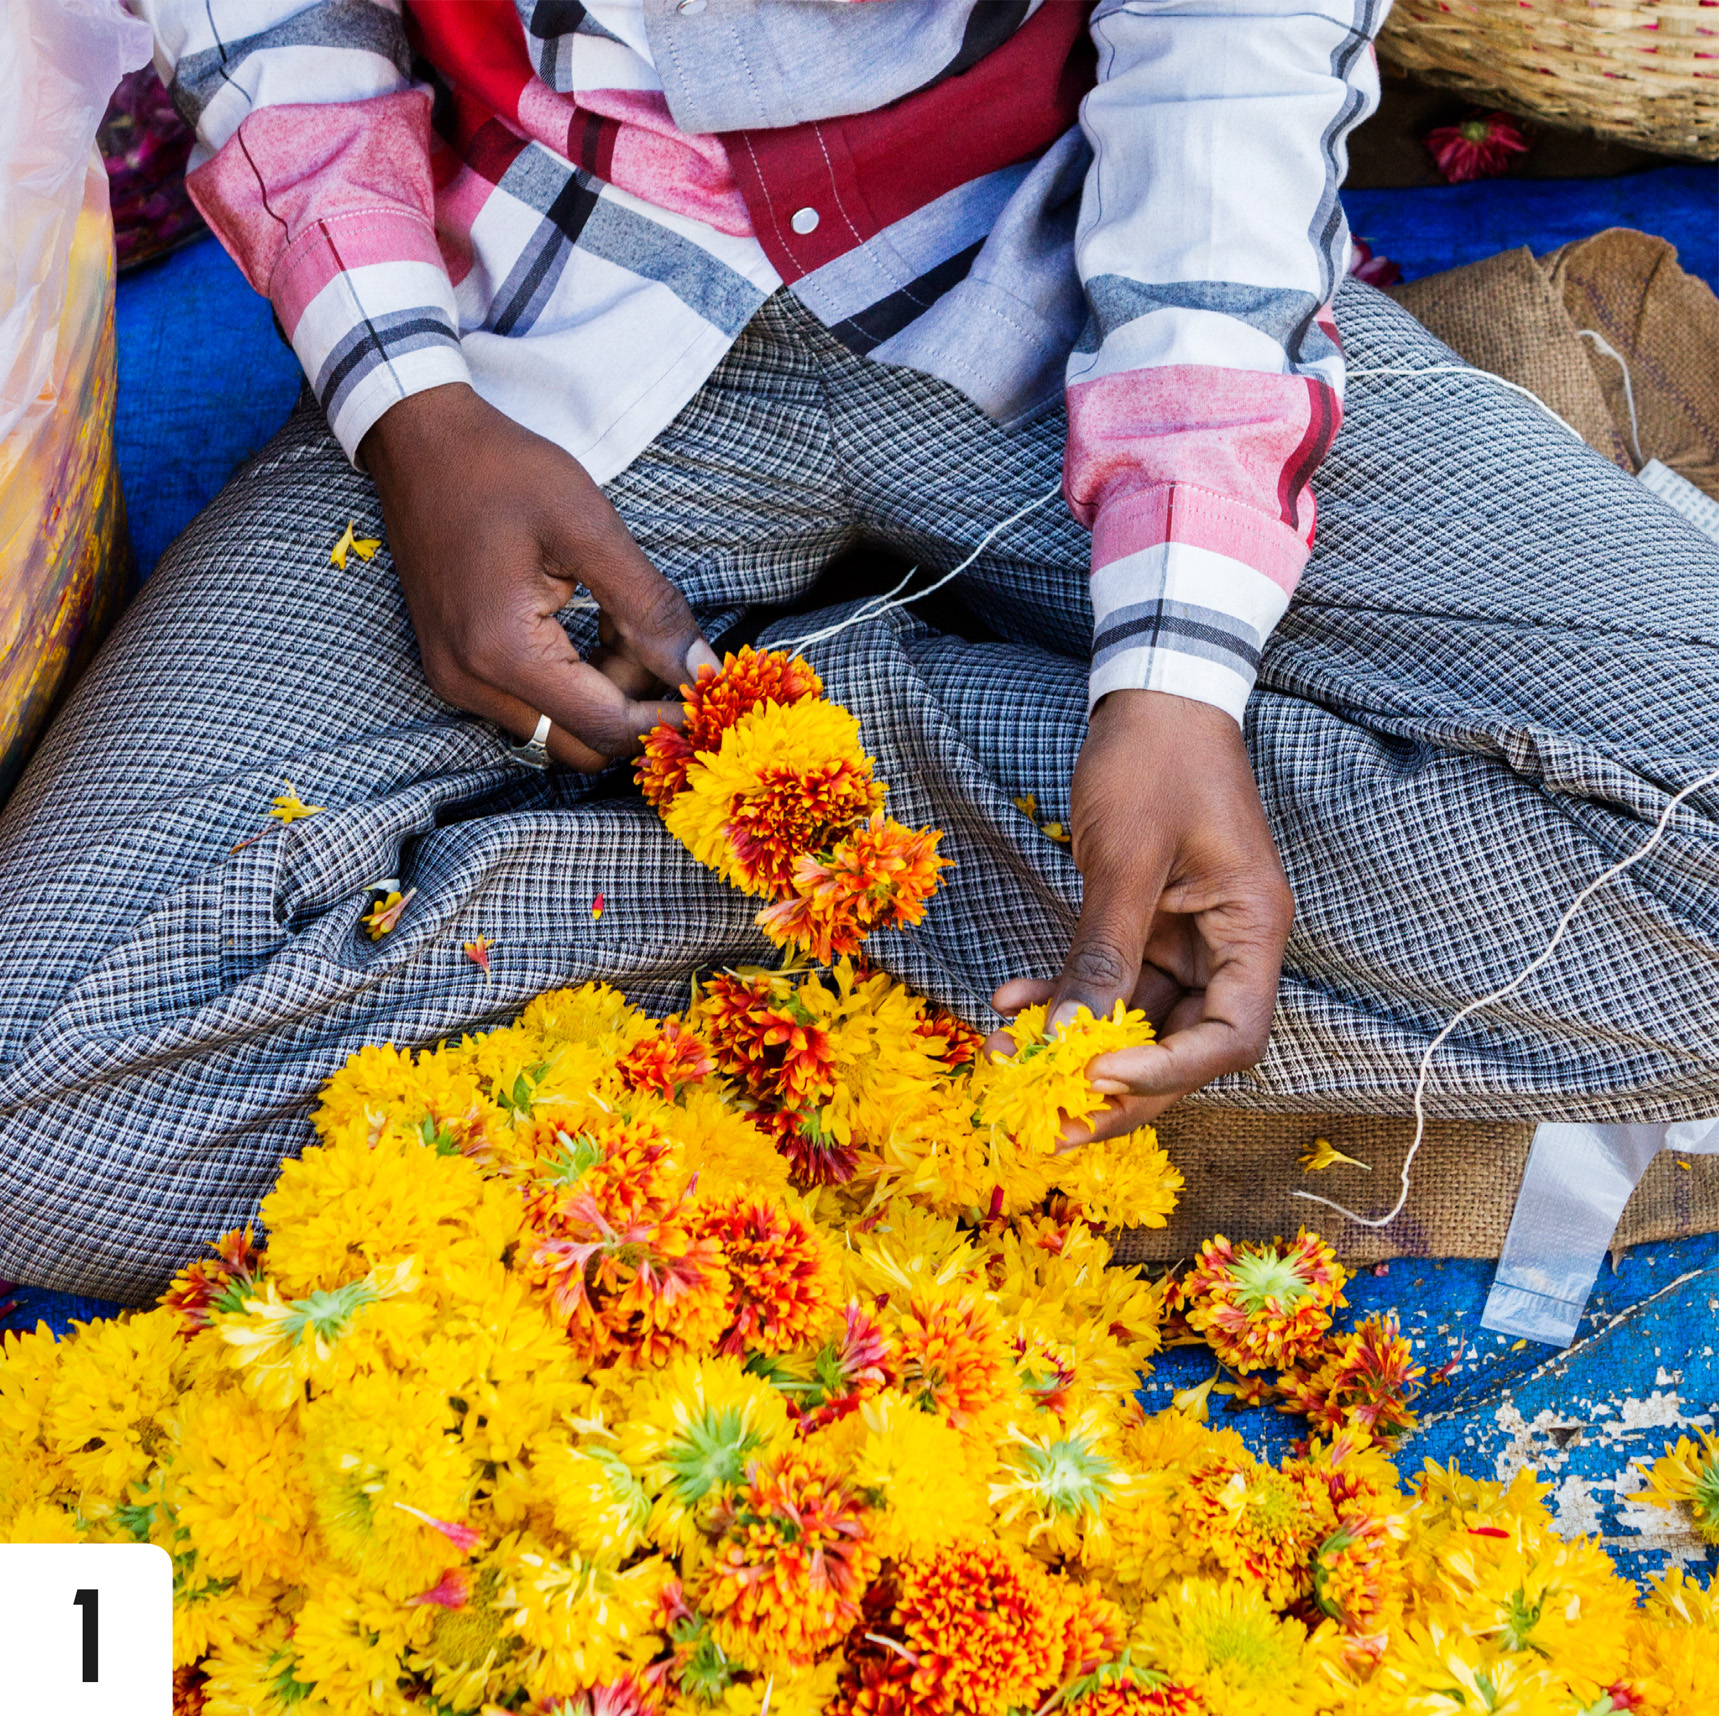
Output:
[{"xmin": 1378, "ymin": 0, "xmax": 1719, "ymax": 160}]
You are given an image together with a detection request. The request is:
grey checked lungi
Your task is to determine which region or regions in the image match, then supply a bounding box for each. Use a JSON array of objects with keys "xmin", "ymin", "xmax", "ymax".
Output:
[{"xmin": 2, "ymin": 284, "xmax": 1717, "ymax": 1302}]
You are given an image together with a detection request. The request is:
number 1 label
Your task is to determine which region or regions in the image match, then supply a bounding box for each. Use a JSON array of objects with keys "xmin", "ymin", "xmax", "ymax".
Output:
[{"xmin": 0, "ymin": 1545, "xmax": 170, "ymax": 1714}]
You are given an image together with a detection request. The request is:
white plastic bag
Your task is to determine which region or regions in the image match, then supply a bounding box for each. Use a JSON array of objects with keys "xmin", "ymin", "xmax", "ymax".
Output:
[{"xmin": 0, "ymin": 0, "xmax": 151, "ymax": 443}]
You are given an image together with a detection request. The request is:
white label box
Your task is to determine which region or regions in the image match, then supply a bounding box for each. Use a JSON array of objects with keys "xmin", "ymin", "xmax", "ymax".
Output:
[{"xmin": 0, "ymin": 1544, "xmax": 171, "ymax": 1714}]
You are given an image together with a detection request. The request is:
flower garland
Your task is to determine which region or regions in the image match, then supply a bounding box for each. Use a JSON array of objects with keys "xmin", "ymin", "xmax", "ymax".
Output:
[{"xmin": 1, "ymin": 650, "xmax": 1714, "ymax": 1715}]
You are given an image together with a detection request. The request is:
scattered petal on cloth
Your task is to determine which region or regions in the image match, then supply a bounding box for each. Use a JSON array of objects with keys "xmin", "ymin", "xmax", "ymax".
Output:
[
  {"xmin": 330, "ymin": 519, "xmax": 382, "ymax": 571},
  {"xmin": 1424, "ymin": 111, "xmax": 1530, "ymax": 185},
  {"xmin": 269, "ymin": 782, "xmax": 322, "ymax": 824},
  {"xmin": 1011, "ymin": 792, "xmax": 1038, "ymax": 820},
  {"xmin": 1040, "ymin": 821, "xmax": 1070, "ymax": 845},
  {"xmin": 591, "ymin": 891, "xmax": 606, "ymax": 921},
  {"xmin": 463, "ymin": 935, "xmax": 496, "ymax": 977},
  {"xmin": 1172, "ymin": 1369, "xmax": 1220, "ymax": 1421},
  {"xmin": 1300, "ymin": 1136, "xmax": 1370, "ymax": 1173},
  {"xmin": 362, "ymin": 887, "xmax": 415, "ymax": 940},
  {"xmin": 1346, "ymin": 234, "xmax": 1402, "ymax": 288}
]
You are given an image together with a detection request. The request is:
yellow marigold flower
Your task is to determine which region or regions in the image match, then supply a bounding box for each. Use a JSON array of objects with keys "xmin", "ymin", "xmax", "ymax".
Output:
[
  {"xmin": 1179, "ymin": 1453, "xmax": 1326, "ymax": 1611},
  {"xmin": 262, "ymin": 1126, "xmax": 523, "ymax": 1299},
  {"xmin": 291, "ymin": 1569, "xmax": 429, "ymax": 1712},
  {"xmin": 1626, "ymin": 1568, "xmax": 1719, "ymax": 1712},
  {"xmin": 1637, "ymin": 1428, "xmax": 1719, "ymax": 1544},
  {"xmin": 171, "ymin": 1559, "xmax": 285, "ymax": 1671},
  {"xmin": 299, "ymin": 1366, "xmax": 476, "ymax": 1600},
  {"xmin": 973, "ymin": 1001, "xmax": 1155, "ymax": 1156},
  {"xmin": 990, "ymin": 1403, "xmax": 1130, "ymax": 1558},
  {"xmin": 1046, "ymin": 1125, "xmax": 1183, "ymax": 1229},
  {"xmin": 661, "ymin": 697, "xmax": 884, "ymax": 896},
  {"xmin": 507, "ymin": 1435, "xmax": 652, "ymax": 1563},
  {"xmin": 662, "ymin": 1083, "xmax": 793, "ymax": 1203},
  {"xmin": 215, "ymin": 1257, "xmax": 422, "ymax": 1412},
  {"xmin": 3, "ymin": 1497, "xmax": 82, "ymax": 1544},
  {"xmin": 0, "ymin": 1322, "xmax": 74, "ymax": 1528},
  {"xmin": 1130, "ymin": 1577, "xmax": 1320, "ymax": 1715},
  {"xmin": 626, "ymin": 1354, "xmax": 794, "ymax": 1554},
  {"xmin": 406, "ymin": 1560, "xmax": 523, "ymax": 1711},
  {"xmin": 1366, "ymin": 1616, "xmax": 1571, "ymax": 1715},
  {"xmin": 312, "ymin": 1039, "xmax": 507, "ymax": 1162},
  {"xmin": 199, "ymin": 1616, "xmax": 317, "ymax": 1716},
  {"xmin": 813, "ymin": 1387, "xmax": 991, "ymax": 1558},
  {"xmin": 497, "ymin": 1541, "xmax": 670, "ymax": 1695},
  {"xmin": 165, "ymin": 1385, "xmax": 314, "ymax": 1590},
  {"xmin": 699, "ymin": 1448, "xmax": 878, "ymax": 1672},
  {"xmin": 44, "ymin": 1307, "xmax": 185, "ymax": 1505}
]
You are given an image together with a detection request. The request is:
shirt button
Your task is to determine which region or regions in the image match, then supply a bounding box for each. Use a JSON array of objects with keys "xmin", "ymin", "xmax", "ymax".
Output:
[
  {"xmin": 790, "ymin": 206, "xmax": 820, "ymax": 235},
  {"xmin": 677, "ymin": 0, "xmax": 705, "ymax": 12}
]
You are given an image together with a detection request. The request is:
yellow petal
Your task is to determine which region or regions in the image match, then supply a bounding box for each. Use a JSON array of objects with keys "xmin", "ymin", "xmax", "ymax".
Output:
[
  {"xmin": 1011, "ymin": 793, "xmax": 1038, "ymax": 821},
  {"xmin": 1299, "ymin": 1135, "xmax": 1370, "ymax": 1173},
  {"xmin": 1172, "ymin": 1369, "xmax": 1220, "ymax": 1422},
  {"xmin": 351, "ymin": 534, "xmax": 382, "ymax": 562},
  {"xmin": 1041, "ymin": 822, "xmax": 1071, "ymax": 845},
  {"xmin": 330, "ymin": 520, "xmax": 356, "ymax": 570}
]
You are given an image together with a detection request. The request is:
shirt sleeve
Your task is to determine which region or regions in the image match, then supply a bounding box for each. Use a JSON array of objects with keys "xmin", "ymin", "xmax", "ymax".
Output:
[
  {"xmin": 129, "ymin": 0, "xmax": 472, "ymax": 462},
  {"xmin": 1066, "ymin": 0, "xmax": 1388, "ymax": 722}
]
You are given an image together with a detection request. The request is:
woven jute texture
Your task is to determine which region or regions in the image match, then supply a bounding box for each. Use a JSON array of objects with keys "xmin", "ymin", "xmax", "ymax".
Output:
[
  {"xmin": 1377, "ymin": 0, "xmax": 1718, "ymax": 159},
  {"xmin": 1111, "ymin": 1112, "xmax": 1719, "ymax": 1265},
  {"xmin": 1391, "ymin": 229, "xmax": 1719, "ymax": 501}
]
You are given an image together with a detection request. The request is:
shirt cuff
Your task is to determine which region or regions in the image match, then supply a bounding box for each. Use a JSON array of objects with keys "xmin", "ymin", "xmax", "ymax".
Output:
[
  {"xmin": 270, "ymin": 207, "xmax": 471, "ymax": 464},
  {"xmin": 1086, "ymin": 483, "xmax": 1309, "ymax": 724}
]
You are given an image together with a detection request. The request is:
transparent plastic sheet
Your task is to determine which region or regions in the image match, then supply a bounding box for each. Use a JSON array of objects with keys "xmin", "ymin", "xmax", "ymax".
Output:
[
  {"xmin": 0, "ymin": 0, "xmax": 151, "ymax": 798},
  {"xmin": 1482, "ymin": 1115, "xmax": 1719, "ymax": 1346}
]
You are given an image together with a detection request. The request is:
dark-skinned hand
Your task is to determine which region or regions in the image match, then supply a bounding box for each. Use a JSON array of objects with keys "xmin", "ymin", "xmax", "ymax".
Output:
[
  {"xmin": 987, "ymin": 688, "xmax": 1294, "ymax": 1143},
  {"xmin": 361, "ymin": 382, "xmax": 719, "ymax": 771}
]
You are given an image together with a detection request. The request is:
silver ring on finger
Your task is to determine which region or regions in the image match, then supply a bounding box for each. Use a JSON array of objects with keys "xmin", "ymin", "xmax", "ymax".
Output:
[{"xmin": 508, "ymin": 711, "xmax": 553, "ymax": 771}]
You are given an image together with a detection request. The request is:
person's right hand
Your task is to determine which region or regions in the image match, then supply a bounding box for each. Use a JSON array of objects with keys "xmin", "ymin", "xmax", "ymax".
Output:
[{"xmin": 361, "ymin": 382, "xmax": 720, "ymax": 771}]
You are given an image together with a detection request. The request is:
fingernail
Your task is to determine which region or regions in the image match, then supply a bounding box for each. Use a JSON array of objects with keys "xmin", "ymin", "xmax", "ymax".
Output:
[
  {"xmin": 1049, "ymin": 1001, "xmax": 1081, "ymax": 1033},
  {"xmin": 1090, "ymin": 1079, "xmax": 1130, "ymax": 1096},
  {"xmin": 686, "ymin": 640, "xmax": 722, "ymax": 676}
]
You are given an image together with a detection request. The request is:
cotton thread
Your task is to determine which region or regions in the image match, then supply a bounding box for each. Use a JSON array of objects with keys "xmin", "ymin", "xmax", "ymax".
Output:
[
  {"xmin": 1575, "ymin": 329, "xmax": 1645, "ymax": 466},
  {"xmin": 779, "ymin": 485, "xmax": 1062, "ymax": 652},
  {"xmin": 1295, "ymin": 761, "xmax": 1719, "ymax": 1231},
  {"xmin": 1346, "ymin": 364, "xmax": 1588, "ymax": 442}
]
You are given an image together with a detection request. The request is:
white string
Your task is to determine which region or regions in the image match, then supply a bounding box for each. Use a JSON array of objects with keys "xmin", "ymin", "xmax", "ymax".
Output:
[
  {"xmin": 1575, "ymin": 329, "xmax": 1645, "ymax": 467},
  {"xmin": 778, "ymin": 485, "xmax": 1062, "ymax": 652},
  {"xmin": 1296, "ymin": 761, "xmax": 1719, "ymax": 1230},
  {"xmin": 1346, "ymin": 364, "xmax": 1587, "ymax": 443}
]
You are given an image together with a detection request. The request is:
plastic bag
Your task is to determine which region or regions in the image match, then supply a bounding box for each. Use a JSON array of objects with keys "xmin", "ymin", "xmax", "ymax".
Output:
[{"xmin": 0, "ymin": 0, "xmax": 151, "ymax": 798}]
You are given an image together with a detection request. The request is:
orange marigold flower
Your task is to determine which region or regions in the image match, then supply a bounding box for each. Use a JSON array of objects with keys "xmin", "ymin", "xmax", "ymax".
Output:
[
  {"xmin": 894, "ymin": 1290, "xmax": 1012, "ymax": 1430},
  {"xmin": 700, "ymin": 1449, "xmax": 877, "ymax": 1670},
  {"xmin": 1070, "ymin": 1683, "xmax": 1208, "ymax": 1713},
  {"xmin": 757, "ymin": 814, "xmax": 948, "ymax": 964},
  {"xmin": 702, "ymin": 1195, "xmax": 836, "ymax": 1357},
  {"xmin": 618, "ymin": 1017, "xmax": 716, "ymax": 1098},
  {"xmin": 1180, "ymin": 1231, "xmax": 1347, "ymax": 1374},
  {"xmin": 787, "ymin": 1301, "xmax": 896, "ymax": 1429},
  {"xmin": 521, "ymin": 1116, "xmax": 730, "ymax": 1367},
  {"xmin": 724, "ymin": 754, "xmax": 884, "ymax": 896},
  {"xmin": 694, "ymin": 972, "xmax": 836, "ymax": 1108},
  {"xmin": 757, "ymin": 1106, "xmax": 858, "ymax": 1187},
  {"xmin": 173, "ymin": 1667, "xmax": 208, "ymax": 1716},
  {"xmin": 636, "ymin": 647, "xmax": 825, "ymax": 810},
  {"xmin": 1277, "ymin": 1315, "xmax": 1424, "ymax": 1446},
  {"xmin": 913, "ymin": 1003, "xmax": 983, "ymax": 1071},
  {"xmin": 532, "ymin": 1680, "xmax": 655, "ymax": 1716},
  {"xmin": 1310, "ymin": 1507, "xmax": 1405, "ymax": 1661},
  {"xmin": 163, "ymin": 1227, "xmax": 266, "ymax": 1334},
  {"xmin": 884, "ymin": 1539, "xmax": 1074, "ymax": 1715}
]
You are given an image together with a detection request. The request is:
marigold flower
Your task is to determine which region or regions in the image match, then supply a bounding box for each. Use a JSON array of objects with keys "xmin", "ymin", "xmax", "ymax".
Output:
[
  {"xmin": 758, "ymin": 1106, "xmax": 859, "ymax": 1187},
  {"xmin": 637, "ymin": 647, "xmax": 825, "ymax": 811},
  {"xmin": 973, "ymin": 1002, "xmax": 1155, "ymax": 1157},
  {"xmin": 699, "ymin": 1449, "xmax": 878, "ymax": 1670},
  {"xmin": 695, "ymin": 971, "xmax": 837, "ymax": 1109},
  {"xmin": 702, "ymin": 1195, "xmax": 837, "ymax": 1357},
  {"xmin": 757, "ymin": 813, "xmax": 949, "ymax": 962},
  {"xmin": 1180, "ymin": 1232, "xmax": 1347, "ymax": 1374},
  {"xmin": 892, "ymin": 1287, "xmax": 1013, "ymax": 1431},
  {"xmin": 163, "ymin": 1227, "xmax": 266, "ymax": 1335},
  {"xmin": 1277, "ymin": 1314, "xmax": 1424, "ymax": 1446},
  {"xmin": 618, "ymin": 1017, "xmax": 716, "ymax": 1098},
  {"xmin": 1179, "ymin": 1455, "xmax": 1325, "ymax": 1611},
  {"xmin": 1048, "ymin": 1129, "xmax": 1183, "ymax": 1230},
  {"xmin": 1637, "ymin": 1429, "xmax": 1719, "ymax": 1544}
]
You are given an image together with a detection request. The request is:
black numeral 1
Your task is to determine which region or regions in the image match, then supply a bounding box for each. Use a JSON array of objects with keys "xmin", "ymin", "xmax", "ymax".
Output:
[{"xmin": 72, "ymin": 1588, "xmax": 98, "ymax": 1682}]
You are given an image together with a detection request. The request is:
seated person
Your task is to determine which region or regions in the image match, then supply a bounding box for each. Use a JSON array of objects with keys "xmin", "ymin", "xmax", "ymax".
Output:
[{"xmin": 0, "ymin": 0, "xmax": 1715, "ymax": 1304}]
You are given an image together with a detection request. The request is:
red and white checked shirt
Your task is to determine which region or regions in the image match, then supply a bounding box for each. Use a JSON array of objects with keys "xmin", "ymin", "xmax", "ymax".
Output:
[{"xmin": 132, "ymin": 0, "xmax": 1388, "ymax": 723}]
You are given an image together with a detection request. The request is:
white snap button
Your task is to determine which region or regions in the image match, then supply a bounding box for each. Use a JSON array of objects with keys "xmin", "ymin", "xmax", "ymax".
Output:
[
  {"xmin": 677, "ymin": 0, "xmax": 705, "ymax": 13},
  {"xmin": 790, "ymin": 206, "xmax": 820, "ymax": 235}
]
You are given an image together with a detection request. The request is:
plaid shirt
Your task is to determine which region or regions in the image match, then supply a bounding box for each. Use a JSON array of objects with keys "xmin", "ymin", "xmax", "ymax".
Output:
[{"xmin": 132, "ymin": 0, "xmax": 1386, "ymax": 723}]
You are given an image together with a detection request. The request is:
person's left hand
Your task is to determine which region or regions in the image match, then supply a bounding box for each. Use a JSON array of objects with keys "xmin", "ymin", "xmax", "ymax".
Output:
[{"xmin": 988, "ymin": 688, "xmax": 1294, "ymax": 1143}]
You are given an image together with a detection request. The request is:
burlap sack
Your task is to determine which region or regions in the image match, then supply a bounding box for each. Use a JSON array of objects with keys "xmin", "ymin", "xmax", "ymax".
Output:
[
  {"xmin": 1111, "ymin": 1109, "xmax": 1719, "ymax": 1265},
  {"xmin": 1389, "ymin": 229, "xmax": 1719, "ymax": 501},
  {"xmin": 1542, "ymin": 228, "xmax": 1719, "ymax": 502}
]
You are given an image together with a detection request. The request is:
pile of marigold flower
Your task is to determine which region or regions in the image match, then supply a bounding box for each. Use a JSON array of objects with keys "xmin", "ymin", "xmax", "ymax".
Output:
[{"xmin": 0, "ymin": 651, "xmax": 1714, "ymax": 1716}]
